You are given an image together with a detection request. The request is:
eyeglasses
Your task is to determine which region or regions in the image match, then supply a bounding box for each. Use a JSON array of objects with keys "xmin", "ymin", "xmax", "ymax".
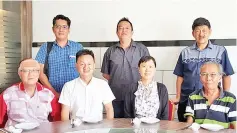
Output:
[
  {"xmin": 54, "ymin": 25, "xmax": 69, "ymax": 30},
  {"xmin": 200, "ymin": 73, "xmax": 220, "ymax": 78},
  {"xmin": 20, "ymin": 69, "xmax": 40, "ymax": 74}
]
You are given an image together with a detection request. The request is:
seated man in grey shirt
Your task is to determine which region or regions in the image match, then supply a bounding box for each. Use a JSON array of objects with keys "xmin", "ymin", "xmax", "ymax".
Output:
[{"xmin": 101, "ymin": 17, "xmax": 150, "ymax": 118}]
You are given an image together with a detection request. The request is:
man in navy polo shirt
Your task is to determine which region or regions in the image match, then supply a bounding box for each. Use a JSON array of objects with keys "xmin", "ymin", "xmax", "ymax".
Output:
[{"xmin": 172, "ymin": 17, "xmax": 234, "ymax": 122}]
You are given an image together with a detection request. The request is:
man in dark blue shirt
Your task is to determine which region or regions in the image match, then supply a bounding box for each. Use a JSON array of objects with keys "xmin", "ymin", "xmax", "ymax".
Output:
[{"xmin": 172, "ymin": 17, "xmax": 234, "ymax": 122}]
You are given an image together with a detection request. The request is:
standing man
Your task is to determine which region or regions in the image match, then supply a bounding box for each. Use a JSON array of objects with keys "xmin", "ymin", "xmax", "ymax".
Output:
[
  {"xmin": 35, "ymin": 14, "xmax": 83, "ymax": 97},
  {"xmin": 101, "ymin": 17, "xmax": 150, "ymax": 118},
  {"xmin": 172, "ymin": 17, "xmax": 234, "ymax": 122}
]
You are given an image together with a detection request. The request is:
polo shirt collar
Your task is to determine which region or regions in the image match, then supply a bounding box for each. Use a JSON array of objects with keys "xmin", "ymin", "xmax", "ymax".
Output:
[
  {"xmin": 191, "ymin": 40, "xmax": 214, "ymax": 50},
  {"xmin": 116, "ymin": 39, "xmax": 136, "ymax": 48},
  {"xmin": 200, "ymin": 86, "xmax": 224, "ymax": 98},
  {"xmin": 18, "ymin": 82, "xmax": 43, "ymax": 91}
]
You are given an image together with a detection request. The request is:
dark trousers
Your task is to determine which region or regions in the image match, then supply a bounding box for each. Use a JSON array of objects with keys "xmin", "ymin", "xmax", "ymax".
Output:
[
  {"xmin": 112, "ymin": 101, "xmax": 124, "ymax": 118},
  {"xmin": 177, "ymin": 100, "xmax": 188, "ymax": 122}
]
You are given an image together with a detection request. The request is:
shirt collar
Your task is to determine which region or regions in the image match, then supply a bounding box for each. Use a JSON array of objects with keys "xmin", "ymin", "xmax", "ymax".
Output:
[
  {"xmin": 200, "ymin": 86, "xmax": 224, "ymax": 98},
  {"xmin": 191, "ymin": 40, "xmax": 214, "ymax": 50},
  {"xmin": 116, "ymin": 39, "xmax": 136, "ymax": 48},
  {"xmin": 78, "ymin": 77, "xmax": 94, "ymax": 87},
  {"xmin": 18, "ymin": 82, "xmax": 43, "ymax": 91},
  {"xmin": 54, "ymin": 40, "xmax": 71, "ymax": 47}
]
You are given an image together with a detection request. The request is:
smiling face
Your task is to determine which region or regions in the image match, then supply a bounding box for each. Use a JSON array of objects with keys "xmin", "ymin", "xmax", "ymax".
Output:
[
  {"xmin": 192, "ymin": 25, "xmax": 211, "ymax": 46},
  {"xmin": 18, "ymin": 59, "xmax": 40, "ymax": 86},
  {"xmin": 116, "ymin": 21, "xmax": 133, "ymax": 40},
  {"xmin": 139, "ymin": 59, "xmax": 156, "ymax": 81},
  {"xmin": 76, "ymin": 54, "xmax": 95, "ymax": 79},
  {"xmin": 200, "ymin": 63, "xmax": 222, "ymax": 90},
  {"xmin": 52, "ymin": 19, "xmax": 70, "ymax": 41}
]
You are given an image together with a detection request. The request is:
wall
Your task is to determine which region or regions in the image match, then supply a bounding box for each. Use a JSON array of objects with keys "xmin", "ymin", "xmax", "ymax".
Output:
[
  {"xmin": 32, "ymin": 0, "xmax": 237, "ymax": 42},
  {"xmin": 32, "ymin": 0, "xmax": 237, "ymax": 117}
]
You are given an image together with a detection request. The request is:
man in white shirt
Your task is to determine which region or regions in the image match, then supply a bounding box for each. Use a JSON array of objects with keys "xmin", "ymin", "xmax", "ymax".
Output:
[{"xmin": 59, "ymin": 49, "xmax": 115, "ymax": 122}]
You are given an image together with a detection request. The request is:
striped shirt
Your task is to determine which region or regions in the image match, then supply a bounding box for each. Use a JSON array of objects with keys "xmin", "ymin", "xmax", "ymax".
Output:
[
  {"xmin": 0, "ymin": 82, "xmax": 60, "ymax": 127},
  {"xmin": 35, "ymin": 40, "xmax": 83, "ymax": 93},
  {"xmin": 184, "ymin": 88, "xmax": 236, "ymax": 128}
]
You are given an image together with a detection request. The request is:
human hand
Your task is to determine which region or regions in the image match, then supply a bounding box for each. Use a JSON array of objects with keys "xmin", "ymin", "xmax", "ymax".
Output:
[{"xmin": 170, "ymin": 97, "xmax": 180, "ymax": 105}]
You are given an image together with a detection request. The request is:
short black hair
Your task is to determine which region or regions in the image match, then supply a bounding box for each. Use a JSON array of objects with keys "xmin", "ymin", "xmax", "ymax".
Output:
[
  {"xmin": 192, "ymin": 17, "xmax": 211, "ymax": 30},
  {"xmin": 76, "ymin": 49, "xmax": 95, "ymax": 62},
  {"xmin": 53, "ymin": 14, "xmax": 71, "ymax": 27},
  {"xmin": 116, "ymin": 17, "xmax": 133, "ymax": 32},
  {"xmin": 138, "ymin": 56, "xmax": 156, "ymax": 67}
]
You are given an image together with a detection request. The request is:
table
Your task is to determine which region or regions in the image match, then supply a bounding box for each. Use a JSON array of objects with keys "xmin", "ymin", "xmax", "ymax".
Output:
[{"xmin": 18, "ymin": 119, "xmax": 236, "ymax": 133}]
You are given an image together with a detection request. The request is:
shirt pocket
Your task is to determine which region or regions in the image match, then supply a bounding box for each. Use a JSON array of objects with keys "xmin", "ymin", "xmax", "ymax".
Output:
[
  {"xmin": 68, "ymin": 56, "xmax": 76, "ymax": 68},
  {"xmin": 184, "ymin": 62, "xmax": 197, "ymax": 72}
]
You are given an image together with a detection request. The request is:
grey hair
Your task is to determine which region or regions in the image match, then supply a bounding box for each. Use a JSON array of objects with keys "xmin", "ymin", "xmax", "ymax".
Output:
[{"xmin": 200, "ymin": 61, "xmax": 225, "ymax": 76}]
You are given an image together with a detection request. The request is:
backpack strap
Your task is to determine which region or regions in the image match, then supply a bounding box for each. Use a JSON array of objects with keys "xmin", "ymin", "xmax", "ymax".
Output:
[{"xmin": 44, "ymin": 42, "xmax": 53, "ymax": 78}]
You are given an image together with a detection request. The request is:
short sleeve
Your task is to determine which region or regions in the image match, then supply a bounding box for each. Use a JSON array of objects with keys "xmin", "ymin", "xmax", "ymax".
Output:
[
  {"xmin": 0, "ymin": 93, "xmax": 7, "ymax": 127},
  {"xmin": 143, "ymin": 46, "xmax": 150, "ymax": 56},
  {"xmin": 102, "ymin": 81, "xmax": 115, "ymax": 104},
  {"xmin": 221, "ymin": 49, "xmax": 234, "ymax": 76},
  {"xmin": 35, "ymin": 43, "xmax": 47, "ymax": 64},
  {"xmin": 173, "ymin": 53, "xmax": 184, "ymax": 77},
  {"xmin": 228, "ymin": 99, "xmax": 236, "ymax": 124},
  {"xmin": 58, "ymin": 83, "xmax": 71, "ymax": 107},
  {"xmin": 184, "ymin": 96, "xmax": 194, "ymax": 118},
  {"xmin": 50, "ymin": 94, "xmax": 61, "ymax": 121},
  {"xmin": 101, "ymin": 49, "xmax": 110, "ymax": 75}
]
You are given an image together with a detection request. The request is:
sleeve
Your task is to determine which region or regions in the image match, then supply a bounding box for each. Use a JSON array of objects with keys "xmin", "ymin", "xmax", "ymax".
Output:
[
  {"xmin": 101, "ymin": 49, "xmax": 110, "ymax": 74},
  {"xmin": 173, "ymin": 53, "xmax": 184, "ymax": 77},
  {"xmin": 228, "ymin": 99, "xmax": 236, "ymax": 128},
  {"xmin": 221, "ymin": 49, "xmax": 234, "ymax": 76},
  {"xmin": 77, "ymin": 42, "xmax": 84, "ymax": 50},
  {"xmin": 143, "ymin": 45, "xmax": 150, "ymax": 56},
  {"xmin": 58, "ymin": 83, "xmax": 71, "ymax": 106},
  {"xmin": 102, "ymin": 81, "xmax": 115, "ymax": 105},
  {"xmin": 159, "ymin": 84, "xmax": 169, "ymax": 120},
  {"xmin": 184, "ymin": 96, "xmax": 194, "ymax": 118},
  {"xmin": 0, "ymin": 93, "xmax": 8, "ymax": 128},
  {"xmin": 35, "ymin": 43, "xmax": 47, "ymax": 64},
  {"xmin": 49, "ymin": 95, "xmax": 61, "ymax": 121}
]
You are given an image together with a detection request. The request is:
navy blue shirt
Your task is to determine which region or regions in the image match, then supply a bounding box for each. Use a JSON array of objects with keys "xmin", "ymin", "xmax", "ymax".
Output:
[{"xmin": 173, "ymin": 41, "xmax": 234, "ymax": 103}]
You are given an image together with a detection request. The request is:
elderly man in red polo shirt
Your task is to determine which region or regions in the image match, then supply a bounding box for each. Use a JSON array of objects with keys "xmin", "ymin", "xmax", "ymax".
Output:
[{"xmin": 0, "ymin": 58, "xmax": 60, "ymax": 128}]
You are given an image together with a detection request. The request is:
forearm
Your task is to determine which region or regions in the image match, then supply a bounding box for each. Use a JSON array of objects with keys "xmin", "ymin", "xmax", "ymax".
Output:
[
  {"xmin": 222, "ymin": 76, "xmax": 231, "ymax": 91},
  {"xmin": 187, "ymin": 116, "xmax": 193, "ymax": 124},
  {"xmin": 61, "ymin": 105, "xmax": 70, "ymax": 121},
  {"xmin": 39, "ymin": 74, "xmax": 58, "ymax": 95},
  {"xmin": 105, "ymin": 103, "xmax": 114, "ymax": 119},
  {"xmin": 176, "ymin": 76, "xmax": 183, "ymax": 99},
  {"xmin": 102, "ymin": 73, "xmax": 110, "ymax": 81}
]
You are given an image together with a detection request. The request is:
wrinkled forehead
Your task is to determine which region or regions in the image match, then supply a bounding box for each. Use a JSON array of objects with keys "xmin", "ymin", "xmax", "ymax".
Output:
[
  {"xmin": 19, "ymin": 59, "xmax": 40, "ymax": 69},
  {"xmin": 201, "ymin": 63, "xmax": 219, "ymax": 72}
]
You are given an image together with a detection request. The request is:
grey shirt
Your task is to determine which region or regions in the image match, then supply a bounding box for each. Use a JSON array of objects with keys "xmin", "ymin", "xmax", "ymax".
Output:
[{"xmin": 101, "ymin": 41, "xmax": 149, "ymax": 101}]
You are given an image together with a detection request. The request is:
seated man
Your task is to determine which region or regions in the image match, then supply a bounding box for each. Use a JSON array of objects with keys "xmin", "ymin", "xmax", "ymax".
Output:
[
  {"xmin": 0, "ymin": 58, "xmax": 60, "ymax": 128},
  {"xmin": 184, "ymin": 61, "xmax": 236, "ymax": 129},
  {"xmin": 59, "ymin": 49, "xmax": 115, "ymax": 122}
]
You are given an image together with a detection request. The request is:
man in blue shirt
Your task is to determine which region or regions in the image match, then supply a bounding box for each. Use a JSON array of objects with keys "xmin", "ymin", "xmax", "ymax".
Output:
[
  {"xmin": 172, "ymin": 17, "xmax": 234, "ymax": 122},
  {"xmin": 35, "ymin": 14, "xmax": 83, "ymax": 97}
]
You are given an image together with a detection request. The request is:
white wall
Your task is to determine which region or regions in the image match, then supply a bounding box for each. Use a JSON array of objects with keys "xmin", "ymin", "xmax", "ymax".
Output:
[
  {"xmin": 32, "ymin": 0, "xmax": 237, "ymax": 118},
  {"xmin": 32, "ymin": 0, "xmax": 237, "ymax": 42}
]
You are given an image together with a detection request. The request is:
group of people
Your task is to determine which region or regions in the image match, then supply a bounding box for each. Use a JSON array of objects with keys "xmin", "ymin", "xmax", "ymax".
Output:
[{"xmin": 0, "ymin": 14, "xmax": 235, "ymax": 129}]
